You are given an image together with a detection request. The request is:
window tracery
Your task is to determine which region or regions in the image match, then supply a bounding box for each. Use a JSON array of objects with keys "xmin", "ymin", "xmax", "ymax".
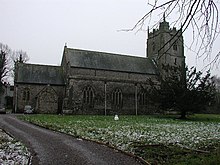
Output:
[
  {"xmin": 139, "ymin": 91, "xmax": 148, "ymax": 106},
  {"xmin": 83, "ymin": 86, "xmax": 94, "ymax": 107},
  {"xmin": 112, "ymin": 88, "xmax": 123, "ymax": 109},
  {"xmin": 23, "ymin": 88, "xmax": 30, "ymax": 102}
]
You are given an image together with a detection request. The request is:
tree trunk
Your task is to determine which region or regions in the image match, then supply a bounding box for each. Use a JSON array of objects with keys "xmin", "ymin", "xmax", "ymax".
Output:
[{"xmin": 180, "ymin": 110, "xmax": 187, "ymax": 119}]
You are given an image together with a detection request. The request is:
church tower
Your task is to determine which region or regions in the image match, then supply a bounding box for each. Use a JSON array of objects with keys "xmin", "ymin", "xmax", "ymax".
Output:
[{"xmin": 147, "ymin": 15, "xmax": 185, "ymax": 79}]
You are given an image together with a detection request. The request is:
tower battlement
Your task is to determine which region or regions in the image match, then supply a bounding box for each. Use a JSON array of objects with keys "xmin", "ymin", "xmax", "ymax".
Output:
[{"xmin": 146, "ymin": 18, "xmax": 185, "ymax": 79}]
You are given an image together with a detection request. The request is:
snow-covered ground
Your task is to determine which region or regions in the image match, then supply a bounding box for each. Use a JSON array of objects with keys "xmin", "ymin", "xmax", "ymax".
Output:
[
  {"xmin": 55, "ymin": 117, "xmax": 220, "ymax": 152},
  {"xmin": 0, "ymin": 129, "xmax": 31, "ymax": 165}
]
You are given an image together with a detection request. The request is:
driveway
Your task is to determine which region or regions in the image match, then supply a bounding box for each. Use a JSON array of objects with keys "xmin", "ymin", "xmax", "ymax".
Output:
[{"xmin": 0, "ymin": 115, "xmax": 143, "ymax": 165}]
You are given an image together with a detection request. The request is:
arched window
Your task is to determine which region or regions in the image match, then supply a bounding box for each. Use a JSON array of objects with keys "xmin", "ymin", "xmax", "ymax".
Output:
[
  {"xmin": 112, "ymin": 88, "xmax": 123, "ymax": 109},
  {"xmin": 23, "ymin": 88, "xmax": 30, "ymax": 102},
  {"xmin": 152, "ymin": 42, "xmax": 155, "ymax": 51},
  {"xmin": 173, "ymin": 42, "xmax": 177, "ymax": 51},
  {"xmin": 174, "ymin": 58, "xmax": 177, "ymax": 65},
  {"xmin": 82, "ymin": 86, "xmax": 94, "ymax": 107},
  {"xmin": 139, "ymin": 91, "xmax": 147, "ymax": 106}
]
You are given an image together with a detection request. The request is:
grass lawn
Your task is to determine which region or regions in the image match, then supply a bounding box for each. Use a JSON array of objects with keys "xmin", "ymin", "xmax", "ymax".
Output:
[{"xmin": 19, "ymin": 114, "xmax": 220, "ymax": 165}]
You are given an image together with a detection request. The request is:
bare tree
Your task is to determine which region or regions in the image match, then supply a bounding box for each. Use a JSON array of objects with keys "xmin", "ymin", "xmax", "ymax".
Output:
[
  {"xmin": 0, "ymin": 43, "xmax": 11, "ymax": 84},
  {"xmin": 0, "ymin": 43, "xmax": 29, "ymax": 85},
  {"xmin": 12, "ymin": 50, "xmax": 29, "ymax": 63},
  {"xmin": 11, "ymin": 50, "xmax": 29, "ymax": 79},
  {"xmin": 129, "ymin": 0, "xmax": 220, "ymax": 65}
]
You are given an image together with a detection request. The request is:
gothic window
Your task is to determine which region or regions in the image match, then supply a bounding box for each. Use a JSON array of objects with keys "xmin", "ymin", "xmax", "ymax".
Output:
[
  {"xmin": 152, "ymin": 42, "xmax": 155, "ymax": 51},
  {"xmin": 23, "ymin": 88, "xmax": 30, "ymax": 102},
  {"xmin": 174, "ymin": 58, "xmax": 177, "ymax": 65},
  {"xmin": 112, "ymin": 88, "xmax": 123, "ymax": 108},
  {"xmin": 173, "ymin": 42, "xmax": 177, "ymax": 51},
  {"xmin": 83, "ymin": 86, "xmax": 94, "ymax": 106},
  {"xmin": 139, "ymin": 91, "xmax": 147, "ymax": 106}
]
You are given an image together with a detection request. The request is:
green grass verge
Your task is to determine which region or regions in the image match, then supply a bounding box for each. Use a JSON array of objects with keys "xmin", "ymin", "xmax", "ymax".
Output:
[{"xmin": 19, "ymin": 114, "xmax": 220, "ymax": 165}]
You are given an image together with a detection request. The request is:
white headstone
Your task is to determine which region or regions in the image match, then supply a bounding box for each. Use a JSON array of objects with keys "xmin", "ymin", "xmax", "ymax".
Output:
[{"xmin": 114, "ymin": 115, "xmax": 119, "ymax": 121}]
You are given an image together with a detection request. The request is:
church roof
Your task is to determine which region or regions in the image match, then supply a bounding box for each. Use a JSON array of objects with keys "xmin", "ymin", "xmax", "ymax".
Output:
[
  {"xmin": 64, "ymin": 47, "xmax": 158, "ymax": 75},
  {"xmin": 15, "ymin": 63, "xmax": 65, "ymax": 85}
]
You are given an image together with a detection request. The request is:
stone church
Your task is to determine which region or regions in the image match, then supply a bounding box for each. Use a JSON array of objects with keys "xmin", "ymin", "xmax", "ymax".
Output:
[{"xmin": 14, "ymin": 18, "xmax": 185, "ymax": 115}]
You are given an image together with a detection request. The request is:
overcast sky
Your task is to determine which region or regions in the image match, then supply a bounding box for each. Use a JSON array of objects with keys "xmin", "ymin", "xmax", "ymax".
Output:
[{"xmin": 1, "ymin": 0, "xmax": 220, "ymax": 77}]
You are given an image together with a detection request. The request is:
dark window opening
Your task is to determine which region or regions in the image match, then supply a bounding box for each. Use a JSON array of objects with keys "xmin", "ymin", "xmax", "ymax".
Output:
[
  {"xmin": 23, "ymin": 88, "xmax": 30, "ymax": 102},
  {"xmin": 152, "ymin": 42, "xmax": 155, "ymax": 51},
  {"xmin": 139, "ymin": 91, "xmax": 148, "ymax": 106},
  {"xmin": 83, "ymin": 86, "xmax": 94, "ymax": 107},
  {"xmin": 174, "ymin": 58, "xmax": 177, "ymax": 65},
  {"xmin": 173, "ymin": 42, "xmax": 177, "ymax": 51},
  {"xmin": 112, "ymin": 89, "xmax": 123, "ymax": 109}
]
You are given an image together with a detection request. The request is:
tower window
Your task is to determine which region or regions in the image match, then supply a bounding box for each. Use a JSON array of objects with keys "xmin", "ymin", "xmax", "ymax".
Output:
[
  {"xmin": 152, "ymin": 42, "xmax": 155, "ymax": 51},
  {"xmin": 174, "ymin": 58, "xmax": 177, "ymax": 65},
  {"xmin": 173, "ymin": 42, "xmax": 177, "ymax": 51}
]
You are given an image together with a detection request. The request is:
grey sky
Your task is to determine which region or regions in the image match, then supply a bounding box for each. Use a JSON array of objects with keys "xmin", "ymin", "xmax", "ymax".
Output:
[{"xmin": 1, "ymin": 0, "xmax": 219, "ymax": 77}]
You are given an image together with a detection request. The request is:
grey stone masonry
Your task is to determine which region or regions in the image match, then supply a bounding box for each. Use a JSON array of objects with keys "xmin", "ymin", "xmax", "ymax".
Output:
[{"xmin": 14, "ymin": 19, "xmax": 184, "ymax": 114}]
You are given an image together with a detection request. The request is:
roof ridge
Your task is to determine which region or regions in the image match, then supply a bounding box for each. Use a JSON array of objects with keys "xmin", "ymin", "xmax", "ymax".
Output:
[
  {"xmin": 18, "ymin": 63, "xmax": 61, "ymax": 68},
  {"xmin": 66, "ymin": 47, "xmax": 148, "ymax": 60}
]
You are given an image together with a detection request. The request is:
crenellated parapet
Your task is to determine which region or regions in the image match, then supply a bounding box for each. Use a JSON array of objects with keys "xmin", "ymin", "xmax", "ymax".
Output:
[{"xmin": 146, "ymin": 16, "xmax": 185, "ymax": 79}]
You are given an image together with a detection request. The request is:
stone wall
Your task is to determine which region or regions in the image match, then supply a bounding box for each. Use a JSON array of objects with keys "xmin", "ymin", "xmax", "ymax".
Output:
[
  {"xmin": 147, "ymin": 20, "xmax": 185, "ymax": 79},
  {"xmin": 70, "ymin": 67, "xmax": 152, "ymax": 82},
  {"xmin": 14, "ymin": 84, "xmax": 65, "ymax": 113},
  {"xmin": 64, "ymin": 67, "xmax": 159, "ymax": 115}
]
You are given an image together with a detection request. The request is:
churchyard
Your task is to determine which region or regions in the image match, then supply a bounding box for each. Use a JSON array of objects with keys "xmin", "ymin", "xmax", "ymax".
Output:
[
  {"xmin": 20, "ymin": 114, "xmax": 220, "ymax": 165},
  {"xmin": 0, "ymin": 129, "xmax": 31, "ymax": 164}
]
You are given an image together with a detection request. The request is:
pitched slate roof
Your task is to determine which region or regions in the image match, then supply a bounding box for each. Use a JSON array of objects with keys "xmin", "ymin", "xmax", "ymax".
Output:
[
  {"xmin": 15, "ymin": 63, "xmax": 65, "ymax": 85},
  {"xmin": 63, "ymin": 47, "xmax": 158, "ymax": 75}
]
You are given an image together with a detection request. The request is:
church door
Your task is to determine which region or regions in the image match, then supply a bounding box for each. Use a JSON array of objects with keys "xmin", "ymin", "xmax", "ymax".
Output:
[{"xmin": 37, "ymin": 87, "xmax": 58, "ymax": 113}]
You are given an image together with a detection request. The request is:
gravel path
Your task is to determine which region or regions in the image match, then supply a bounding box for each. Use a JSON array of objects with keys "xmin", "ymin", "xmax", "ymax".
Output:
[{"xmin": 0, "ymin": 115, "xmax": 143, "ymax": 165}]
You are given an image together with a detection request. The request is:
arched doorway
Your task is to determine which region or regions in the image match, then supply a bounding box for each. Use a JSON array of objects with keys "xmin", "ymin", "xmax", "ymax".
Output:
[{"xmin": 37, "ymin": 86, "xmax": 58, "ymax": 113}]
